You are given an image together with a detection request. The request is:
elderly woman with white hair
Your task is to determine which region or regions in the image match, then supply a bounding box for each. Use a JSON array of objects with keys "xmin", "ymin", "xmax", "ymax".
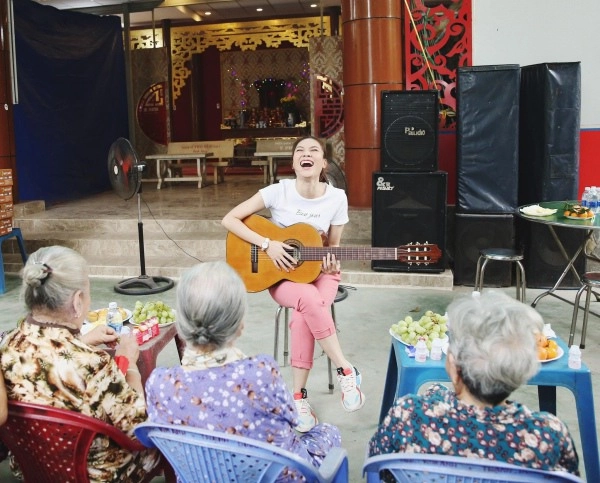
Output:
[
  {"xmin": 369, "ymin": 290, "xmax": 579, "ymax": 476},
  {"xmin": 145, "ymin": 261, "xmax": 342, "ymax": 473}
]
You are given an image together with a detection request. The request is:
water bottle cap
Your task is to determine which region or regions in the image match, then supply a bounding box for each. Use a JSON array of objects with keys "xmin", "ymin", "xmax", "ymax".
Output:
[{"xmin": 108, "ymin": 302, "xmax": 118, "ymax": 309}]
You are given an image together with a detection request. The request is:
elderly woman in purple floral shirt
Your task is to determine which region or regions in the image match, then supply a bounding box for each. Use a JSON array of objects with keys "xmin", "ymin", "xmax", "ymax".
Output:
[{"xmin": 145, "ymin": 261, "xmax": 341, "ymax": 474}]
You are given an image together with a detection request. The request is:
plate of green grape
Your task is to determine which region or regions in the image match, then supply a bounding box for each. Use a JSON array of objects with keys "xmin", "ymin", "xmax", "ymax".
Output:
[
  {"xmin": 130, "ymin": 300, "xmax": 176, "ymax": 327},
  {"xmin": 389, "ymin": 310, "xmax": 449, "ymax": 350}
]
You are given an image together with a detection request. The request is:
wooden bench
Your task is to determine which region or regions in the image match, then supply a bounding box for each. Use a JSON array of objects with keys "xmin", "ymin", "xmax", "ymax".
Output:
[
  {"xmin": 254, "ymin": 138, "xmax": 296, "ymax": 184},
  {"xmin": 146, "ymin": 140, "xmax": 234, "ymax": 189}
]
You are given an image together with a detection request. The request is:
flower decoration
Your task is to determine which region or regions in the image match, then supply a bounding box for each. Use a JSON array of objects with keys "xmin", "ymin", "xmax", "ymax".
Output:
[{"xmin": 280, "ymin": 94, "xmax": 297, "ymax": 105}]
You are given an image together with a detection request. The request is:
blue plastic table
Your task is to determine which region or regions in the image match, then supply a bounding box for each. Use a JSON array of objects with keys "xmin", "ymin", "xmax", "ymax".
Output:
[
  {"xmin": 379, "ymin": 335, "xmax": 599, "ymax": 481},
  {"xmin": 0, "ymin": 228, "xmax": 27, "ymax": 294}
]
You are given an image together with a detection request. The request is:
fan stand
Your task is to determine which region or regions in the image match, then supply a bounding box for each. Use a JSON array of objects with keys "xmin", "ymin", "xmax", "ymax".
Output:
[{"xmin": 115, "ymin": 165, "xmax": 174, "ymax": 295}]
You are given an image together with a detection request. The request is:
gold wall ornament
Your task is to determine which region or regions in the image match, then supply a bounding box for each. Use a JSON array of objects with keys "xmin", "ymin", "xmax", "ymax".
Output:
[{"xmin": 131, "ymin": 17, "xmax": 330, "ymax": 102}]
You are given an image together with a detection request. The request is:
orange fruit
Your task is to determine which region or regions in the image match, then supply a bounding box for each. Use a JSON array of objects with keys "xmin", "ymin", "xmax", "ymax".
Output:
[
  {"xmin": 538, "ymin": 347, "xmax": 548, "ymax": 360},
  {"xmin": 546, "ymin": 346, "xmax": 558, "ymax": 359},
  {"xmin": 564, "ymin": 210, "xmax": 571, "ymax": 217},
  {"xmin": 548, "ymin": 339, "xmax": 558, "ymax": 350},
  {"xmin": 537, "ymin": 334, "xmax": 549, "ymax": 348},
  {"xmin": 578, "ymin": 212, "xmax": 588, "ymax": 218}
]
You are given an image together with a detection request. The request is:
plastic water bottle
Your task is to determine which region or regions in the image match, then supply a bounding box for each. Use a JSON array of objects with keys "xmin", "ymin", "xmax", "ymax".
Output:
[
  {"xmin": 107, "ymin": 302, "xmax": 123, "ymax": 334},
  {"xmin": 415, "ymin": 337, "xmax": 428, "ymax": 363},
  {"xmin": 568, "ymin": 345, "xmax": 582, "ymax": 369},
  {"xmin": 590, "ymin": 187, "xmax": 600, "ymax": 214},
  {"xmin": 581, "ymin": 187, "xmax": 591, "ymax": 209},
  {"xmin": 430, "ymin": 338, "xmax": 443, "ymax": 361}
]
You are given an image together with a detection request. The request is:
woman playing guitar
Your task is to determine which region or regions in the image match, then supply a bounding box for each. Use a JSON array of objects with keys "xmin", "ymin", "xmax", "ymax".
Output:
[{"xmin": 222, "ymin": 135, "xmax": 365, "ymax": 433}]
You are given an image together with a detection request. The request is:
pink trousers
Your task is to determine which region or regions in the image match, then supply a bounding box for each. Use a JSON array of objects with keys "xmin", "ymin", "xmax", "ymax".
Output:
[{"xmin": 269, "ymin": 273, "xmax": 341, "ymax": 369}]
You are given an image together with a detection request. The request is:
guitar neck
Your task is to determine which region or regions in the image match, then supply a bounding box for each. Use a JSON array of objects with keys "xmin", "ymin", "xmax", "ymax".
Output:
[{"xmin": 297, "ymin": 247, "xmax": 403, "ymax": 261}]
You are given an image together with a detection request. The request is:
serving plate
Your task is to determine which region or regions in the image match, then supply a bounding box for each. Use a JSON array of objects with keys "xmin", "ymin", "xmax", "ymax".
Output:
[
  {"xmin": 564, "ymin": 214, "xmax": 595, "ymax": 221},
  {"xmin": 519, "ymin": 205, "xmax": 557, "ymax": 217},
  {"xmin": 541, "ymin": 346, "xmax": 564, "ymax": 363},
  {"xmin": 85, "ymin": 308, "xmax": 132, "ymax": 324}
]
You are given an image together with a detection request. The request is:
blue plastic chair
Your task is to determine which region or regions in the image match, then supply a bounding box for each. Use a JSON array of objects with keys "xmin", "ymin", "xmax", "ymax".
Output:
[
  {"xmin": 0, "ymin": 227, "xmax": 27, "ymax": 294},
  {"xmin": 362, "ymin": 453, "xmax": 584, "ymax": 483},
  {"xmin": 135, "ymin": 422, "xmax": 349, "ymax": 483}
]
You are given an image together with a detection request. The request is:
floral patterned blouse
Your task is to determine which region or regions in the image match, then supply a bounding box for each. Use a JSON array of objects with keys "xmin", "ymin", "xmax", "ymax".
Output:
[
  {"xmin": 0, "ymin": 317, "xmax": 160, "ymax": 483},
  {"xmin": 370, "ymin": 384, "xmax": 579, "ymax": 475},
  {"xmin": 145, "ymin": 353, "xmax": 341, "ymax": 469}
]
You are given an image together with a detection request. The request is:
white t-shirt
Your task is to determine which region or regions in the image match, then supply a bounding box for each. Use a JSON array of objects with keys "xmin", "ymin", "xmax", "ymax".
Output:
[{"xmin": 259, "ymin": 178, "xmax": 349, "ymax": 234}]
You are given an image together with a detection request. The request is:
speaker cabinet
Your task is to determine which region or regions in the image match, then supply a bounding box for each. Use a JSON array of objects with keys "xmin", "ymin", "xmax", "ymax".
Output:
[
  {"xmin": 518, "ymin": 220, "xmax": 586, "ymax": 289},
  {"xmin": 453, "ymin": 213, "xmax": 515, "ymax": 286},
  {"xmin": 456, "ymin": 65, "xmax": 520, "ymax": 213},
  {"xmin": 380, "ymin": 90, "xmax": 439, "ymax": 172},
  {"xmin": 519, "ymin": 62, "xmax": 581, "ymax": 205},
  {"xmin": 372, "ymin": 172, "xmax": 446, "ymax": 272}
]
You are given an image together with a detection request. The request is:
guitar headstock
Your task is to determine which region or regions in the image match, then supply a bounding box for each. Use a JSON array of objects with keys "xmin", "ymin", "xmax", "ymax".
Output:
[{"xmin": 397, "ymin": 243, "xmax": 442, "ymax": 264}]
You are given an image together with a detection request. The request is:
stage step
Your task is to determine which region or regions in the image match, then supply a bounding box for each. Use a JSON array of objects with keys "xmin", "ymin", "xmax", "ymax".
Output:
[{"xmin": 3, "ymin": 199, "xmax": 454, "ymax": 290}]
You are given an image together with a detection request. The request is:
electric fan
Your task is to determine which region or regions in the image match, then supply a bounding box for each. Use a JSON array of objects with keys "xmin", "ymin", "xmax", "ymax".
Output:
[{"xmin": 108, "ymin": 137, "xmax": 174, "ymax": 295}]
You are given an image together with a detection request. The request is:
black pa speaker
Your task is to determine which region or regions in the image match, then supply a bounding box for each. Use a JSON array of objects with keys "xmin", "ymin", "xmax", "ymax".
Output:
[
  {"xmin": 456, "ymin": 65, "xmax": 520, "ymax": 213},
  {"xmin": 518, "ymin": 220, "xmax": 586, "ymax": 289},
  {"xmin": 453, "ymin": 213, "xmax": 516, "ymax": 286},
  {"xmin": 372, "ymin": 171, "xmax": 447, "ymax": 272},
  {"xmin": 519, "ymin": 62, "xmax": 581, "ymax": 205},
  {"xmin": 380, "ymin": 90, "xmax": 439, "ymax": 172}
]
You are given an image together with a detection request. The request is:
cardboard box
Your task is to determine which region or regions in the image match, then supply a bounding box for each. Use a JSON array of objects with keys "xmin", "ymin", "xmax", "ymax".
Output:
[
  {"xmin": 0, "ymin": 203, "xmax": 13, "ymax": 220},
  {"xmin": 0, "ymin": 217, "xmax": 12, "ymax": 236},
  {"xmin": 0, "ymin": 186, "xmax": 12, "ymax": 204}
]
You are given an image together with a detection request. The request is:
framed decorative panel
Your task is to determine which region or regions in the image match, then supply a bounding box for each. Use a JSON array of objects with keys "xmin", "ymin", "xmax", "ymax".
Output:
[{"xmin": 403, "ymin": 0, "xmax": 472, "ymax": 130}]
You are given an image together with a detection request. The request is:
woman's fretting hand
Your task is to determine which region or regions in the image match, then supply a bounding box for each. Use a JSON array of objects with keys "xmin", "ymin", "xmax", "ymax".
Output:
[{"xmin": 322, "ymin": 252, "xmax": 341, "ymax": 274}]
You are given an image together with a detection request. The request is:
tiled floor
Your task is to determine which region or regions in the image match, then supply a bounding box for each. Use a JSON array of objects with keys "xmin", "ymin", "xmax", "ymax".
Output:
[{"xmin": 0, "ymin": 274, "xmax": 598, "ymax": 481}]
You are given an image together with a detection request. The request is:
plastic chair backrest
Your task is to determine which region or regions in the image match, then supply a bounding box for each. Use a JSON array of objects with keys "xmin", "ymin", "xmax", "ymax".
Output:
[
  {"xmin": 362, "ymin": 453, "xmax": 584, "ymax": 483},
  {"xmin": 135, "ymin": 421, "xmax": 349, "ymax": 483},
  {"xmin": 0, "ymin": 400, "xmax": 152, "ymax": 483}
]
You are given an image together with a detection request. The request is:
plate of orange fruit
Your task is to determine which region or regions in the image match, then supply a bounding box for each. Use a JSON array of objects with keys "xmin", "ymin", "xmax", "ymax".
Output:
[{"xmin": 537, "ymin": 334, "xmax": 563, "ymax": 362}]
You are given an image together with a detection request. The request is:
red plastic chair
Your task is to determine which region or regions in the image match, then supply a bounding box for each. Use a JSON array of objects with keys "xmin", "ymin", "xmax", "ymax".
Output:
[{"xmin": 0, "ymin": 400, "xmax": 170, "ymax": 483}]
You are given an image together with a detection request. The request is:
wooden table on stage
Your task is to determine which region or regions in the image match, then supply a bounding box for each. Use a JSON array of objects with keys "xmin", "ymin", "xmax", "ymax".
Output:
[
  {"xmin": 106, "ymin": 323, "xmax": 185, "ymax": 387},
  {"xmin": 146, "ymin": 152, "xmax": 213, "ymax": 189}
]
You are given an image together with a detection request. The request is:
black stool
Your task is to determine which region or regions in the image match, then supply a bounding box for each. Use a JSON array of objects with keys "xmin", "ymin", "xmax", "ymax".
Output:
[
  {"xmin": 569, "ymin": 272, "xmax": 600, "ymax": 348},
  {"xmin": 274, "ymin": 285, "xmax": 349, "ymax": 393}
]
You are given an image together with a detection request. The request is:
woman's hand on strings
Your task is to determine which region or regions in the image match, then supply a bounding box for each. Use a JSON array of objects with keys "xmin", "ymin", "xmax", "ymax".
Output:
[{"xmin": 266, "ymin": 240, "xmax": 297, "ymax": 271}]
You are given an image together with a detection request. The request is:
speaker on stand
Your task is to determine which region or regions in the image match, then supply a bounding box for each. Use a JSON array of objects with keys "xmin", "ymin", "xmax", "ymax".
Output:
[
  {"xmin": 372, "ymin": 171, "xmax": 447, "ymax": 273},
  {"xmin": 456, "ymin": 65, "xmax": 521, "ymax": 214},
  {"xmin": 380, "ymin": 90, "xmax": 439, "ymax": 172}
]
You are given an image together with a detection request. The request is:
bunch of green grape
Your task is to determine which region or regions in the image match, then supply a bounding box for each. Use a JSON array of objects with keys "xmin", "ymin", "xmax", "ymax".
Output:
[
  {"xmin": 390, "ymin": 310, "xmax": 448, "ymax": 349},
  {"xmin": 133, "ymin": 300, "xmax": 176, "ymax": 325}
]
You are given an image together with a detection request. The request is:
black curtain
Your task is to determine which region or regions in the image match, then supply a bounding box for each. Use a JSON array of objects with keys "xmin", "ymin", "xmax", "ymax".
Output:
[{"xmin": 13, "ymin": 0, "xmax": 128, "ymax": 202}]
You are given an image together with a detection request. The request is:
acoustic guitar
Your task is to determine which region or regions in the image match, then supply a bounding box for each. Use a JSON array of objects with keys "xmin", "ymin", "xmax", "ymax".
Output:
[{"xmin": 226, "ymin": 215, "xmax": 442, "ymax": 292}]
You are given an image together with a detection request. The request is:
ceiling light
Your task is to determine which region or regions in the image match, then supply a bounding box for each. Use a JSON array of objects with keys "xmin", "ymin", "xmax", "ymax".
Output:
[
  {"xmin": 205, "ymin": 12, "xmax": 211, "ymax": 15},
  {"xmin": 256, "ymin": 8, "xmax": 263, "ymax": 12},
  {"xmin": 176, "ymin": 6, "xmax": 202, "ymax": 22},
  {"xmin": 310, "ymin": 3, "xmax": 318, "ymax": 7}
]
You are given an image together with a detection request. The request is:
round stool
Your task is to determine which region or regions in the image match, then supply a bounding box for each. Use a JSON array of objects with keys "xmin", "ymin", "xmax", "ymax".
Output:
[
  {"xmin": 474, "ymin": 248, "xmax": 526, "ymax": 302},
  {"xmin": 274, "ymin": 285, "xmax": 349, "ymax": 393},
  {"xmin": 569, "ymin": 272, "xmax": 600, "ymax": 349}
]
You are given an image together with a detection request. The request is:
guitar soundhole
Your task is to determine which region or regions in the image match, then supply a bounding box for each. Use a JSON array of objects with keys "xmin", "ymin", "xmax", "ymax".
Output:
[{"xmin": 284, "ymin": 238, "xmax": 304, "ymax": 266}]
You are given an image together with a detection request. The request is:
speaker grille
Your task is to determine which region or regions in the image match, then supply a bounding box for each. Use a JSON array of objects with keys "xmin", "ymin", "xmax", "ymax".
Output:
[
  {"xmin": 381, "ymin": 91, "xmax": 439, "ymax": 172},
  {"xmin": 372, "ymin": 171, "xmax": 447, "ymax": 272}
]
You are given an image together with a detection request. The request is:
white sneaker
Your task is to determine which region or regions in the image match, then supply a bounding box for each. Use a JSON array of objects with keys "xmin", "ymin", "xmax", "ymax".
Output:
[
  {"xmin": 337, "ymin": 366, "xmax": 365, "ymax": 412},
  {"xmin": 293, "ymin": 388, "xmax": 318, "ymax": 433}
]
